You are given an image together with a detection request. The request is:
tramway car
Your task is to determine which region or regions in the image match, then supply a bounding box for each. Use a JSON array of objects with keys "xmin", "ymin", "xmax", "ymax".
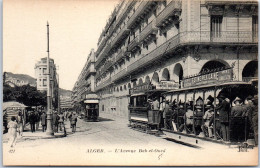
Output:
[
  {"xmin": 128, "ymin": 81, "xmax": 178, "ymax": 133},
  {"xmin": 162, "ymin": 68, "xmax": 258, "ymax": 144},
  {"xmin": 84, "ymin": 93, "xmax": 99, "ymax": 122}
]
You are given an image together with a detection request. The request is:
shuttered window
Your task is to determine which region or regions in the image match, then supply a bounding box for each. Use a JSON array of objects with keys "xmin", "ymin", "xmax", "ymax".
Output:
[{"xmin": 211, "ymin": 15, "xmax": 223, "ymax": 38}]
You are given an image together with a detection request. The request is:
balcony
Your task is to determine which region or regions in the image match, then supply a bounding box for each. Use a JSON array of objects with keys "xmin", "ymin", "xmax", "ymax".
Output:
[
  {"xmin": 180, "ymin": 31, "xmax": 258, "ymax": 44},
  {"xmin": 127, "ymin": 33, "xmax": 181, "ymax": 74},
  {"xmin": 95, "ymin": 77, "xmax": 112, "ymax": 92},
  {"xmin": 242, "ymin": 77, "xmax": 258, "ymax": 83},
  {"xmin": 95, "ymin": 42, "xmax": 111, "ymax": 67},
  {"xmin": 127, "ymin": 1, "xmax": 157, "ymax": 29},
  {"xmin": 110, "ymin": 26, "xmax": 130, "ymax": 48},
  {"xmin": 155, "ymin": 0, "xmax": 182, "ymax": 27},
  {"xmin": 115, "ymin": 47, "xmax": 128, "ymax": 63},
  {"xmin": 139, "ymin": 20, "xmax": 158, "ymax": 42},
  {"xmin": 111, "ymin": 68, "xmax": 127, "ymax": 82},
  {"xmin": 101, "ymin": 60, "xmax": 113, "ymax": 74},
  {"xmin": 128, "ymin": 35, "xmax": 140, "ymax": 51}
]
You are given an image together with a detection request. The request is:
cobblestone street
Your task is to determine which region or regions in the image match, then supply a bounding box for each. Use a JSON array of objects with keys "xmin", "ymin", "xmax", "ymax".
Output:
[{"xmin": 3, "ymin": 113, "xmax": 258, "ymax": 166}]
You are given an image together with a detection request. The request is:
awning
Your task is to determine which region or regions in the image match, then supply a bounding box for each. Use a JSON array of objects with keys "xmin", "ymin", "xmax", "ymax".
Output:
[
  {"xmin": 84, "ymin": 100, "xmax": 99, "ymax": 104},
  {"xmin": 3, "ymin": 101, "xmax": 27, "ymax": 111}
]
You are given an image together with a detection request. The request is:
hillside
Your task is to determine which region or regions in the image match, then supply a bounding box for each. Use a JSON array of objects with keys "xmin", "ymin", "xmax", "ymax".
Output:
[{"xmin": 4, "ymin": 72, "xmax": 72, "ymax": 97}]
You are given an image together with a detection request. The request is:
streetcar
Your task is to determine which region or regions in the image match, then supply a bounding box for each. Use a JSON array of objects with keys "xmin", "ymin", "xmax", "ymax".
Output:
[
  {"xmin": 84, "ymin": 93, "xmax": 99, "ymax": 122},
  {"xmin": 128, "ymin": 81, "xmax": 178, "ymax": 134}
]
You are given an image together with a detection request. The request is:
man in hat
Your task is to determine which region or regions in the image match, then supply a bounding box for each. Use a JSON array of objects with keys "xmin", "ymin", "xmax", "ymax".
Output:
[
  {"xmin": 163, "ymin": 100, "xmax": 172, "ymax": 129},
  {"xmin": 52, "ymin": 111, "xmax": 60, "ymax": 133},
  {"xmin": 29, "ymin": 111, "xmax": 36, "ymax": 133},
  {"xmin": 202, "ymin": 105, "xmax": 214, "ymax": 138},
  {"xmin": 231, "ymin": 97, "xmax": 243, "ymax": 116},
  {"xmin": 40, "ymin": 112, "xmax": 47, "ymax": 132},
  {"xmin": 185, "ymin": 103, "xmax": 193, "ymax": 133},
  {"xmin": 177, "ymin": 103, "xmax": 185, "ymax": 132},
  {"xmin": 71, "ymin": 112, "xmax": 78, "ymax": 133},
  {"xmin": 216, "ymin": 93, "xmax": 230, "ymax": 141},
  {"xmin": 242, "ymin": 95, "xmax": 254, "ymax": 117}
]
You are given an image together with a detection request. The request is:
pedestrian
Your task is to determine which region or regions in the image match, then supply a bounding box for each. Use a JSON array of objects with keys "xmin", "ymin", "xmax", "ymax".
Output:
[
  {"xmin": 29, "ymin": 111, "xmax": 36, "ymax": 133},
  {"xmin": 202, "ymin": 105, "xmax": 214, "ymax": 138},
  {"xmin": 52, "ymin": 111, "xmax": 60, "ymax": 133},
  {"xmin": 231, "ymin": 97, "xmax": 243, "ymax": 116},
  {"xmin": 152, "ymin": 98, "xmax": 159, "ymax": 110},
  {"xmin": 215, "ymin": 94, "xmax": 230, "ymax": 141},
  {"xmin": 58, "ymin": 112, "xmax": 65, "ymax": 131},
  {"xmin": 35, "ymin": 111, "xmax": 40, "ymax": 131},
  {"xmin": 68, "ymin": 111, "xmax": 73, "ymax": 128},
  {"xmin": 71, "ymin": 112, "xmax": 78, "ymax": 133},
  {"xmin": 7, "ymin": 116, "xmax": 18, "ymax": 152},
  {"xmin": 163, "ymin": 100, "xmax": 171, "ymax": 129},
  {"xmin": 40, "ymin": 112, "xmax": 47, "ymax": 132},
  {"xmin": 16, "ymin": 110, "xmax": 24, "ymax": 137}
]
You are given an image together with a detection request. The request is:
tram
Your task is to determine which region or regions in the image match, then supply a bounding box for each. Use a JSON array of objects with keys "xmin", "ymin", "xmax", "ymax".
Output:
[
  {"xmin": 128, "ymin": 67, "xmax": 258, "ymax": 145},
  {"xmin": 84, "ymin": 93, "xmax": 99, "ymax": 122},
  {"xmin": 128, "ymin": 81, "xmax": 179, "ymax": 133},
  {"xmin": 162, "ymin": 68, "xmax": 258, "ymax": 144}
]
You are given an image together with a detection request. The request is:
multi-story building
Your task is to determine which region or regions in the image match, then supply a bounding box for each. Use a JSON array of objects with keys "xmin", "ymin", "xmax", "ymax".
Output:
[
  {"xmin": 35, "ymin": 57, "xmax": 59, "ymax": 109},
  {"xmin": 72, "ymin": 49, "xmax": 96, "ymax": 110},
  {"xmin": 94, "ymin": 0, "xmax": 258, "ymax": 117}
]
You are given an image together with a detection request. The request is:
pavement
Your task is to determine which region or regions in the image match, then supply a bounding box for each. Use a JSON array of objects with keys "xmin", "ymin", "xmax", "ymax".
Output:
[{"xmin": 2, "ymin": 112, "xmax": 258, "ymax": 166}]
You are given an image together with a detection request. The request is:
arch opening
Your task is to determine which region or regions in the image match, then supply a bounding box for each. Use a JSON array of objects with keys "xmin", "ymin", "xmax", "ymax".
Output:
[
  {"xmin": 162, "ymin": 68, "xmax": 170, "ymax": 81},
  {"xmin": 151, "ymin": 72, "xmax": 159, "ymax": 84},
  {"xmin": 242, "ymin": 60, "xmax": 258, "ymax": 78},
  {"xmin": 200, "ymin": 60, "xmax": 229, "ymax": 73},
  {"xmin": 173, "ymin": 63, "xmax": 183, "ymax": 87},
  {"xmin": 138, "ymin": 78, "xmax": 144, "ymax": 86},
  {"xmin": 145, "ymin": 76, "xmax": 150, "ymax": 84}
]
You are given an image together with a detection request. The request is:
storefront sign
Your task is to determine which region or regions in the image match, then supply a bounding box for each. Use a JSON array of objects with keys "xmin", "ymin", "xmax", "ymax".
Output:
[
  {"xmin": 129, "ymin": 84, "xmax": 153, "ymax": 94},
  {"xmin": 155, "ymin": 81, "xmax": 179, "ymax": 90},
  {"xmin": 183, "ymin": 68, "xmax": 233, "ymax": 88}
]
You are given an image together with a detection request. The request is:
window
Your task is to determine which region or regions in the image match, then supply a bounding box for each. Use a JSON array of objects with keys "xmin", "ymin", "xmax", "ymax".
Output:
[
  {"xmin": 163, "ymin": 32, "xmax": 167, "ymax": 38},
  {"xmin": 253, "ymin": 15, "xmax": 258, "ymax": 38},
  {"xmin": 43, "ymin": 79, "xmax": 47, "ymax": 86},
  {"xmin": 211, "ymin": 15, "xmax": 223, "ymax": 38}
]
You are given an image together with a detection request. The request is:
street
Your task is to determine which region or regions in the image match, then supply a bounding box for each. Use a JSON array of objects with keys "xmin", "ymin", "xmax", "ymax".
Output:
[{"xmin": 3, "ymin": 113, "xmax": 258, "ymax": 166}]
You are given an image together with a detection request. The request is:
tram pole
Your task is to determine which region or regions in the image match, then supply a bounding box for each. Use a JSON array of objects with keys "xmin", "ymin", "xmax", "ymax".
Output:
[{"xmin": 46, "ymin": 21, "xmax": 54, "ymax": 136}]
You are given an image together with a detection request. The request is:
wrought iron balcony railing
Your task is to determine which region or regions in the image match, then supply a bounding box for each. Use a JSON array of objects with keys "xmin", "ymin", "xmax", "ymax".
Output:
[
  {"xmin": 95, "ymin": 77, "xmax": 112, "ymax": 91},
  {"xmin": 111, "ymin": 68, "xmax": 127, "ymax": 82},
  {"xmin": 127, "ymin": 1, "xmax": 155, "ymax": 29},
  {"xmin": 242, "ymin": 77, "xmax": 258, "ymax": 83},
  {"xmin": 95, "ymin": 42, "xmax": 112, "ymax": 67},
  {"xmin": 155, "ymin": 0, "xmax": 182, "ymax": 27},
  {"xmin": 128, "ymin": 35, "xmax": 140, "ymax": 51},
  {"xmin": 139, "ymin": 19, "xmax": 158, "ymax": 42},
  {"xmin": 110, "ymin": 26, "xmax": 130, "ymax": 49}
]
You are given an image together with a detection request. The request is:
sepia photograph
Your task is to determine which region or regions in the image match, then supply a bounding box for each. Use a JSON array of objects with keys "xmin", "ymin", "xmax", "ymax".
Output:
[{"xmin": 2, "ymin": 0, "xmax": 259, "ymax": 166}]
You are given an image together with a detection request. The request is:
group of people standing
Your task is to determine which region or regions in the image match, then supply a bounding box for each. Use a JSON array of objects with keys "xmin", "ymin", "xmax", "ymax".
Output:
[
  {"xmin": 148, "ymin": 93, "xmax": 258, "ymax": 145},
  {"xmin": 6, "ymin": 109, "xmax": 79, "ymax": 152}
]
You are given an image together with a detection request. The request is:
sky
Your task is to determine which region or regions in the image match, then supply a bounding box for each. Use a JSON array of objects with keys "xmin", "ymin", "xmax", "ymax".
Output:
[{"xmin": 3, "ymin": 0, "xmax": 119, "ymax": 90}]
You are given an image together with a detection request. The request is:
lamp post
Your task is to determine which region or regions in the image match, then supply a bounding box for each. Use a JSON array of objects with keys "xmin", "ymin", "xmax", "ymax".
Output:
[{"xmin": 46, "ymin": 21, "xmax": 54, "ymax": 136}]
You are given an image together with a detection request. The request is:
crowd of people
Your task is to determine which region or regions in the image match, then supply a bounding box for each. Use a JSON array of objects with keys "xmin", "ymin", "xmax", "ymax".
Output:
[
  {"xmin": 6, "ymin": 109, "xmax": 79, "ymax": 152},
  {"xmin": 148, "ymin": 93, "xmax": 258, "ymax": 145}
]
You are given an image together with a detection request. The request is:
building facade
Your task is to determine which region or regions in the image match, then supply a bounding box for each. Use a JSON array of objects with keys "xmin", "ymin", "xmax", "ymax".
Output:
[
  {"xmin": 72, "ymin": 49, "xmax": 96, "ymax": 110},
  {"xmin": 35, "ymin": 57, "xmax": 59, "ymax": 109},
  {"xmin": 93, "ymin": 0, "xmax": 258, "ymax": 117}
]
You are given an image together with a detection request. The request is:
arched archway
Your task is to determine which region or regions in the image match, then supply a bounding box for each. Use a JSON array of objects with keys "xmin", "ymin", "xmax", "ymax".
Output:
[
  {"xmin": 138, "ymin": 78, "xmax": 144, "ymax": 85},
  {"xmin": 133, "ymin": 81, "xmax": 137, "ymax": 87},
  {"xmin": 242, "ymin": 60, "xmax": 258, "ymax": 78},
  {"xmin": 128, "ymin": 83, "xmax": 131, "ymax": 89},
  {"xmin": 151, "ymin": 72, "xmax": 159, "ymax": 84},
  {"xmin": 173, "ymin": 63, "xmax": 183, "ymax": 86},
  {"xmin": 200, "ymin": 60, "xmax": 229, "ymax": 73},
  {"xmin": 161, "ymin": 68, "xmax": 170, "ymax": 81},
  {"xmin": 145, "ymin": 76, "xmax": 150, "ymax": 84}
]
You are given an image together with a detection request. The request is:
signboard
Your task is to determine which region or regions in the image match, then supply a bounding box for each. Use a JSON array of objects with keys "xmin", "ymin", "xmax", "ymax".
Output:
[
  {"xmin": 129, "ymin": 84, "xmax": 153, "ymax": 95},
  {"xmin": 183, "ymin": 68, "xmax": 233, "ymax": 88},
  {"xmin": 155, "ymin": 80, "xmax": 179, "ymax": 90}
]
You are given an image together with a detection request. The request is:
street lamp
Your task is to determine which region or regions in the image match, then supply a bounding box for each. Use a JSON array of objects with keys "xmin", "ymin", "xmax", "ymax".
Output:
[{"xmin": 46, "ymin": 21, "xmax": 54, "ymax": 136}]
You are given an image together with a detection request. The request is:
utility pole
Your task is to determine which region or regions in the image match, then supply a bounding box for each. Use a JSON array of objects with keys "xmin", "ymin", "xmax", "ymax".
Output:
[{"xmin": 46, "ymin": 21, "xmax": 54, "ymax": 136}]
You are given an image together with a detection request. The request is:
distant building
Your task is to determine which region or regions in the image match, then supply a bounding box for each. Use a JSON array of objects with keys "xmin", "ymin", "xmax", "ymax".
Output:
[
  {"xmin": 35, "ymin": 57, "xmax": 59, "ymax": 109},
  {"xmin": 72, "ymin": 49, "xmax": 96, "ymax": 110}
]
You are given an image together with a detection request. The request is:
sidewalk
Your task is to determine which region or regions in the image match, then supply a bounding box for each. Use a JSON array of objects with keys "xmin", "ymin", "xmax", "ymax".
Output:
[{"xmin": 3, "ymin": 120, "xmax": 74, "ymax": 143}]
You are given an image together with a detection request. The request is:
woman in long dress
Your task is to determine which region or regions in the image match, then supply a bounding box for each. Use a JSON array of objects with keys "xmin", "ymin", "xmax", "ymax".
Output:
[{"xmin": 7, "ymin": 116, "xmax": 18, "ymax": 152}]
